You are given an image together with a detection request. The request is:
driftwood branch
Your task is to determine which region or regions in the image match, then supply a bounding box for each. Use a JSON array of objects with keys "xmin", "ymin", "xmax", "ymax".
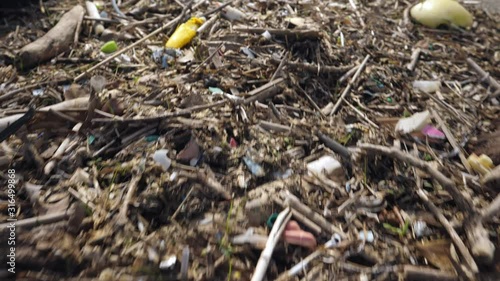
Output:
[{"xmin": 16, "ymin": 5, "xmax": 85, "ymax": 69}]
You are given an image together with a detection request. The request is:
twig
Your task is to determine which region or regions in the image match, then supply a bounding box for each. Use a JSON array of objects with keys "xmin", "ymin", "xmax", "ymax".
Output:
[
  {"xmin": 315, "ymin": 131, "xmax": 351, "ymax": 160},
  {"xmin": 344, "ymin": 100, "xmax": 379, "ymax": 128},
  {"xmin": 407, "ymin": 48, "xmax": 421, "ymax": 71},
  {"xmin": 251, "ymin": 207, "xmax": 292, "ymax": 281},
  {"xmin": 92, "ymin": 100, "xmax": 227, "ymax": 123},
  {"xmin": 243, "ymin": 77, "xmax": 285, "ymax": 105},
  {"xmin": 481, "ymin": 192, "xmax": 500, "ymax": 222},
  {"xmin": 270, "ymin": 57, "xmax": 352, "ymax": 75},
  {"xmin": 116, "ymin": 171, "xmax": 143, "ymax": 226},
  {"xmin": 0, "ymin": 211, "xmax": 69, "ymax": 234},
  {"xmin": 44, "ymin": 138, "xmax": 71, "ymax": 175},
  {"xmin": 348, "ymin": 0, "xmax": 366, "ymax": 28},
  {"xmin": 296, "ymin": 83, "xmax": 325, "ymax": 118},
  {"xmin": 178, "ymin": 170, "xmax": 232, "ymax": 200},
  {"xmin": 200, "ymin": 0, "xmax": 235, "ymax": 17},
  {"xmin": 403, "ymin": 265, "xmax": 458, "ymax": 281},
  {"xmin": 0, "ymin": 107, "xmax": 35, "ymax": 142},
  {"xmin": 284, "ymin": 192, "xmax": 346, "ymax": 238},
  {"xmin": 276, "ymin": 237, "xmax": 345, "ymax": 280},
  {"xmin": 171, "ymin": 185, "xmax": 196, "ymax": 221},
  {"xmin": 330, "ymin": 55, "xmax": 370, "ymax": 115},
  {"xmin": 466, "ymin": 58, "xmax": 500, "ymax": 97},
  {"xmin": 234, "ymin": 26, "xmax": 321, "ymax": 40},
  {"xmin": 357, "ymin": 143, "xmax": 494, "ymax": 267},
  {"xmin": 270, "ymin": 51, "xmax": 288, "ymax": 81},
  {"xmin": 338, "ymin": 65, "xmax": 359, "ymax": 84},
  {"xmin": 190, "ymin": 42, "xmax": 224, "ymax": 74},
  {"xmin": 258, "ymin": 121, "xmax": 290, "ymax": 133},
  {"xmin": 416, "ymin": 189, "xmax": 478, "ymax": 275},
  {"xmin": 430, "ymin": 109, "xmax": 472, "ymax": 173},
  {"xmin": 0, "ymin": 78, "xmax": 72, "ymax": 103}
]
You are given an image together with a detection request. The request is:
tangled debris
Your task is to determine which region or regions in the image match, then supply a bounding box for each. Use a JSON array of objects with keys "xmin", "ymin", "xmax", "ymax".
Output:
[{"xmin": 0, "ymin": 0, "xmax": 499, "ymax": 280}]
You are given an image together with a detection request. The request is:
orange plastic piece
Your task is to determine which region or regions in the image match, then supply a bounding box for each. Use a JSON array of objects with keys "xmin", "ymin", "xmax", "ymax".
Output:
[{"xmin": 165, "ymin": 17, "xmax": 205, "ymax": 49}]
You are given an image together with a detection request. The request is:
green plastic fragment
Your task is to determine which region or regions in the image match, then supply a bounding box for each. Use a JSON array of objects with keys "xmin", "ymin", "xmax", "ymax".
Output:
[
  {"xmin": 101, "ymin": 41, "xmax": 118, "ymax": 54},
  {"xmin": 266, "ymin": 213, "xmax": 278, "ymax": 228},
  {"xmin": 145, "ymin": 135, "xmax": 160, "ymax": 142}
]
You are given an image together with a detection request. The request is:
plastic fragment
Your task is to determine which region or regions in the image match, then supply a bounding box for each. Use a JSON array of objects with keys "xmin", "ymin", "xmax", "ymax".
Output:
[
  {"xmin": 261, "ymin": 30, "xmax": 272, "ymax": 40},
  {"xmin": 153, "ymin": 149, "xmax": 171, "ymax": 171},
  {"xmin": 221, "ymin": 6, "xmax": 247, "ymax": 22},
  {"xmin": 306, "ymin": 155, "xmax": 343, "ymax": 179},
  {"xmin": 358, "ymin": 230, "xmax": 375, "ymax": 243},
  {"xmin": 32, "ymin": 88, "xmax": 44, "ymax": 96},
  {"xmin": 412, "ymin": 80, "xmax": 441, "ymax": 93},
  {"xmin": 395, "ymin": 110, "xmax": 431, "ymax": 134},
  {"xmin": 180, "ymin": 247, "xmax": 190, "ymax": 281},
  {"xmin": 421, "ymin": 125, "xmax": 445, "ymax": 140},
  {"xmin": 165, "ymin": 17, "xmax": 205, "ymax": 49},
  {"xmin": 243, "ymin": 156, "xmax": 265, "ymax": 177},
  {"xmin": 229, "ymin": 137, "xmax": 238, "ymax": 148},
  {"xmin": 410, "ymin": 0, "xmax": 473, "ymax": 28},
  {"xmin": 282, "ymin": 220, "xmax": 317, "ymax": 249},
  {"xmin": 208, "ymin": 87, "xmax": 224, "ymax": 94},
  {"xmin": 468, "ymin": 153, "xmax": 494, "ymax": 176},
  {"xmin": 100, "ymin": 40, "xmax": 118, "ymax": 54},
  {"xmin": 159, "ymin": 255, "xmax": 177, "ymax": 270},
  {"xmin": 413, "ymin": 220, "xmax": 431, "ymax": 238}
]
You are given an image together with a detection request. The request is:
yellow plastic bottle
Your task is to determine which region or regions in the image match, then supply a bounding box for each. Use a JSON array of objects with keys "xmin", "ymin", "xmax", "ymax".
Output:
[{"xmin": 165, "ymin": 17, "xmax": 205, "ymax": 49}]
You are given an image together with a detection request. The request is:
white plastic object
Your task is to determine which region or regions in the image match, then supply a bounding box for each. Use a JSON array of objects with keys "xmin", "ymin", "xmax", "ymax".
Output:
[
  {"xmin": 412, "ymin": 80, "xmax": 441, "ymax": 93},
  {"xmin": 153, "ymin": 149, "xmax": 171, "ymax": 171},
  {"xmin": 395, "ymin": 110, "xmax": 431, "ymax": 134},
  {"xmin": 410, "ymin": 0, "xmax": 473, "ymax": 28},
  {"xmin": 307, "ymin": 155, "xmax": 343, "ymax": 178}
]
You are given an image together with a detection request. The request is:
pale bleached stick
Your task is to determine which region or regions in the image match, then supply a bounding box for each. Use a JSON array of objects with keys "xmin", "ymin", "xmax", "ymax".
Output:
[
  {"xmin": 251, "ymin": 207, "xmax": 291, "ymax": 281},
  {"xmin": 330, "ymin": 55, "xmax": 370, "ymax": 115}
]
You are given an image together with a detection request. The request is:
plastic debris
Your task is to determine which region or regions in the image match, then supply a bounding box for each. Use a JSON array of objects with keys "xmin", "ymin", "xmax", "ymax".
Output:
[
  {"xmin": 232, "ymin": 228, "xmax": 268, "ymax": 247},
  {"xmin": 395, "ymin": 110, "xmax": 431, "ymax": 134},
  {"xmin": 100, "ymin": 40, "xmax": 118, "ymax": 54},
  {"xmin": 180, "ymin": 247, "xmax": 190, "ymax": 281},
  {"xmin": 229, "ymin": 137, "xmax": 238, "ymax": 148},
  {"xmin": 421, "ymin": 125, "xmax": 445, "ymax": 140},
  {"xmin": 282, "ymin": 220, "xmax": 317, "ymax": 249},
  {"xmin": 306, "ymin": 155, "xmax": 343, "ymax": 179},
  {"xmin": 243, "ymin": 156, "xmax": 265, "ymax": 177},
  {"xmin": 273, "ymin": 168, "xmax": 293, "ymax": 180},
  {"xmin": 358, "ymin": 230, "xmax": 375, "ymax": 243},
  {"xmin": 413, "ymin": 220, "xmax": 431, "ymax": 238},
  {"xmin": 221, "ymin": 6, "xmax": 247, "ymax": 22},
  {"xmin": 32, "ymin": 88, "xmax": 44, "ymax": 96},
  {"xmin": 208, "ymin": 87, "xmax": 224, "ymax": 94},
  {"xmin": 153, "ymin": 149, "xmax": 172, "ymax": 171},
  {"xmin": 159, "ymin": 255, "xmax": 177, "ymax": 270},
  {"xmin": 410, "ymin": 0, "xmax": 473, "ymax": 28},
  {"xmin": 177, "ymin": 137, "xmax": 201, "ymax": 166},
  {"xmin": 412, "ymin": 80, "xmax": 441, "ymax": 93},
  {"xmin": 165, "ymin": 17, "xmax": 205, "ymax": 49},
  {"xmin": 261, "ymin": 30, "xmax": 272, "ymax": 40},
  {"xmin": 468, "ymin": 153, "xmax": 494, "ymax": 176}
]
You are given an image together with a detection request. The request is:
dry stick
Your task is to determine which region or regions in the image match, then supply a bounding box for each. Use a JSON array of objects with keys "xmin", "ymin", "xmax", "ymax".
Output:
[
  {"xmin": 116, "ymin": 172, "xmax": 143, "ymax": 226},
  {"xmin": 316, "ymin": 131, "xmax": 351, "ymax": 160},
  {"xmin": 407, "ymin": 48, "xmax": 421, "ymax": 71},
  {"xmin": 270, "ymin": 51, "xmax": 288, "ymax": 81},
  {"xmin": 258, "ymin": 121, "xmax": 290, "ymax": 133},
  {"xmin": 338, "ymin": 65, "xmax": 359, "ymax": 84},
  {"xmin": 357, "ymin": 144, "xmax": 494, "ymax": 270},
  {"xmin": 403, "ymin": 265, "xmax": 458, "ymax": 281},
  {"xmin": 251, "ymin": 207, "xmax": 292, "ymax": 281},
  {"xmin": 344, "ymin": 100, "xmax": 379, "ymax": 128},
  {"xmin": 92, "ymin": 100, "xmax": 227, "ymax": 123},
  {"xmin": 296, "ymin": 84, "xmax": 326, "ymax": 118},
  {"xmin": 430, "ymin": 109, "xmax": 472, "ymax": 173},
  {"xmin": 243, "ymin": 77, "xmax": 285, "ymax": 105},
  {"xmin": 416, "ymin": 189, "xmax": 478, "ymax": 276},
  {"xmin": 330, "ymin": 55, "xmax": 370, "ymax": 115},
  {"xmin": 191, "ymin": 42, "xmax": 224, "ymax": 74},
  {"xmin": 0, "ymin": 78, "xmax": 72, "ymax": 103},
  {"xmin": 178, "ymin": 170, "xmax": 231, "ymax": 200},
  {"xmin": 270, "ymin": 57, "xmax": 352, "ymax": 74},
  {"xmin": 171, "ymin": 185, "xmax": 196, "ymax": 221},
  {"xmin": 481, "ymin": 192, "xmax": 500, "ymax": 222},
  {"xmin": 348, "ymin": 0, "xmax": 366, "ymax": 28},
  {"xmin": 284, "ymin": 192, "xmax": 346, "ymax": 238},
  {"xmin": 466, "ymin": 58, "xmax": 500, "ymax": 97},
  {"xmin": 0, "ymin": 211, "xmax": 69, "ymax": 234}
]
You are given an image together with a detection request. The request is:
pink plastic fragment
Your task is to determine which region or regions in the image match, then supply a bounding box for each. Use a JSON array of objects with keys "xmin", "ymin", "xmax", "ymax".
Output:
[
  {"xmin": 282, "ymin": 220, "xmax": 317, "ymax": 249},
  {"xmin": 229, "ymin": 137, "xmax": 238, "ymax": 148},
  {"xmin": 421, "ymin": 125, "xmax": 445, "ymax": 140}
]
